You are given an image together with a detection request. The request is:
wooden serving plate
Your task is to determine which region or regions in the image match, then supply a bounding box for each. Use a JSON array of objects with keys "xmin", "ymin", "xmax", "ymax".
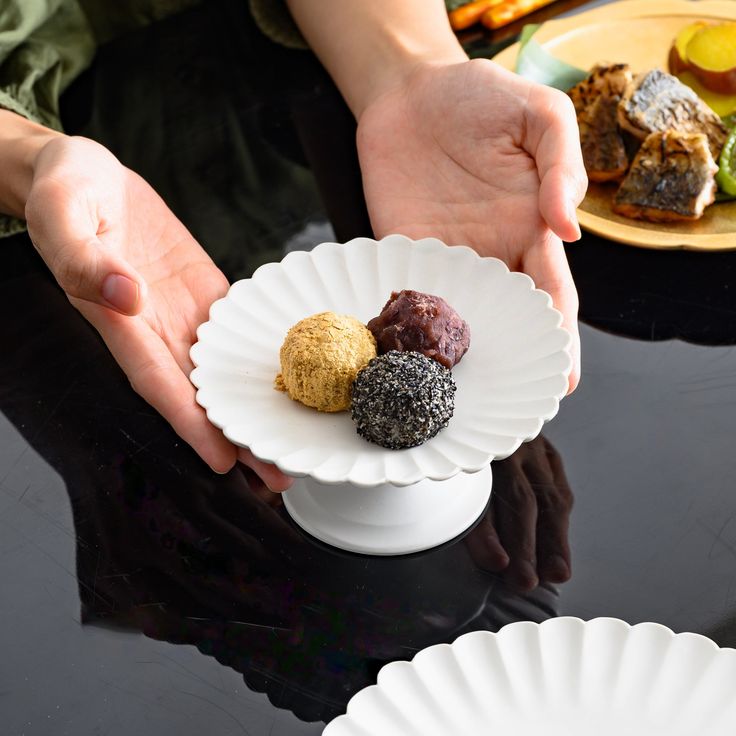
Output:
[{"xmin": 494, "ymin": 0, "xmax": 736, "ymax": 250}]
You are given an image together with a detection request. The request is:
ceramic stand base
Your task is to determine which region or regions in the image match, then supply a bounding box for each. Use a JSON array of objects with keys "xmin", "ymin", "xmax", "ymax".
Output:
[{"xmin": 283, "ymin": 465, "xmax": 492, "ymax": 555}]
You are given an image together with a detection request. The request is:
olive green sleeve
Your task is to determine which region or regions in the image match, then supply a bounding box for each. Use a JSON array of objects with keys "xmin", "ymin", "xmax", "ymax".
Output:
[
  {"xmin": 0, "ymin": 0, "xmax": 96, "ymax": 237},
  {"xmin": 248, "ymin": 0, "xmax": 307, "ymax": 49}
]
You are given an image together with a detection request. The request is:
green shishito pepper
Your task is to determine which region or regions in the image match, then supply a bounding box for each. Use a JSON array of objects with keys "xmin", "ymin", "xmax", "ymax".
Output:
[{"xmin": 717, "ymin": 127, "xmax": 736, "ymax": 196}]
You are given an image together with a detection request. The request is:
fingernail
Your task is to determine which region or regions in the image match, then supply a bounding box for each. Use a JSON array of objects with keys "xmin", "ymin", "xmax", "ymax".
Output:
[
  {"xmin": 481, "ymin": 548, "xmax": 509, "ymax": 573},
  {"xmin": 568, "ymin": 202, "xmax": 582, "ymax": 241},
  {"xmin": 514, "ymin": 561, "xmax": 539, "ymax": 591},
  {"xmin": 264, "ymin": 480, "xmax": 292, "ymax": 494},
  {"xmin": 102, "ymin": 274, "xmax": 139, "ymax": 313},
  {"xmin": 547, "ymin": 554, "xmax": 570, "ymax": 581}
]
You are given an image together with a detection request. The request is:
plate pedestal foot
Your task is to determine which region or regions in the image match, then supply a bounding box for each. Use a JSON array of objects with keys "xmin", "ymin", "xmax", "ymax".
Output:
[{"xmin": 283, "ymin": 465, "xmax": 492, "ymax": 555}]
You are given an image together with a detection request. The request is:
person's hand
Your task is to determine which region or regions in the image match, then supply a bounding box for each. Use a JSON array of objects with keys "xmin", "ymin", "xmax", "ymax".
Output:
[
  {"xmin": 24, "ymin": 135, "xmax": 292, "ymax": 489},
  {"xmin": 465, "ymin": 436, "xmax": 574, "ymax": 591},
  {"xmin": 357, "ymin": 59, "xmax": 587, "ymax": 391}
]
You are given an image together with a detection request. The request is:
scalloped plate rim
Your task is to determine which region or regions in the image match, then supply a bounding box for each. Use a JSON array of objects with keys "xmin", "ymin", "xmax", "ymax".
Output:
[
  {"xmin": 325, "ymin": 616, "xmax": 736, "ymax": 735},
  {"xmin": 190, "ymin": 235, "xmax": 573, "ymax": 486}
]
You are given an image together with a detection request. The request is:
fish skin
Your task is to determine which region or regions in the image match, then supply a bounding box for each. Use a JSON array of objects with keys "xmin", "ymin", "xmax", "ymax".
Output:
[
  {"xmin": 569, "ymin": 63, "xmax": 632, "ymax": 115},
  {"xmin": 579, "ymin": 93, "xmax": 630, "ymax": 182},
  {"xmin": 570, "ymin": 63, "xmax": 633, "ymax": 182},
  {"xmin": 618, "ymin": 69, "xmax": 728, "ymax": 159},
  {"xmin": 612, "ymin": 130, "xmax": 718, "ymax": 222}
]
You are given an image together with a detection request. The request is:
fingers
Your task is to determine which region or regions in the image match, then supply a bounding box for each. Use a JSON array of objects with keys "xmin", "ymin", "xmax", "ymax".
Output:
[
  {"xmin": 484, "ymin": 439, "xmax": 574, "ymax": 589},
  {"xmin": 536, "ymin": 500, "xmax": 572, "ymax": 583},
  {"xmin": 465, "ymin": 506, "xmax": 510, "ymax": 573},
  {"xmin": 238, "ymin": 465, "xmax": 288, "ymax": 507},
  {"xmin": 237, "ymin": 448, "xmax": 294, "ymax": 493},
  {"xmin": 493, "ymin": 467, "xmax": 539, "ymax": 592},
  {"xmin": 524, "ymin": 88, "xmax": 587, "ymax": 243},
  {"xmin": 521, "ymin": 236, "xmax": 581, "ymax": 393},
  {"xmin": 75, "ymin": 301, "xmax": 237, "ymax": 473},
  {"xmin": 535, "ymin": 441, "xmax": 573, "ymax": 583},
  {"xmin": 26, "ymin": 176, "xmax": 146, "ymax": 315}
]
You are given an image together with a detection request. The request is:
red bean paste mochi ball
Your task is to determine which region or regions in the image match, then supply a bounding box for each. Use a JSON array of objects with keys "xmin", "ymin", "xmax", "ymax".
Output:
[{"xmin": 366, "ymin": 290, "xmax": 470, "ymax": 369}]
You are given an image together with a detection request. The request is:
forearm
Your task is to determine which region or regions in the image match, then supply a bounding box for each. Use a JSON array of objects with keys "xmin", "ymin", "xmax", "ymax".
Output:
[
  {"xmin": 284, "ymin": 0, "xmax": 467, "ymax": 119},
  {"xmin": 0, "ymin": 111, "xmax": 62, "ymax": 219}
]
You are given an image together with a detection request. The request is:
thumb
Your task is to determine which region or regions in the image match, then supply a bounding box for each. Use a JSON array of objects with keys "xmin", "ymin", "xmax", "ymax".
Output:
[
  {"xmin": 42, "ymin": 234, "xmax": 145, "ymax": 315},
  {"xmin": 525, "ymin": 89, "xmax": 587, "ymax": 243},
  {"xmin": 26, "ymin": 178, "xmax": 146, "ymax": 315},
  {"xmin": 522, "ymin": 236, "xmax": 581, "ymax": 394}
]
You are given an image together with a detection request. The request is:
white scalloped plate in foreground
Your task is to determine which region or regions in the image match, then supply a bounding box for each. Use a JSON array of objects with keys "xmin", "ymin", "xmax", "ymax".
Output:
[
  {"xmin": 190, "ymin": 235, "xmax": 571, "ymax": 487},
  {"xmin": 324, "ymin": 617, "xmax": 736, "ymax": 736}
]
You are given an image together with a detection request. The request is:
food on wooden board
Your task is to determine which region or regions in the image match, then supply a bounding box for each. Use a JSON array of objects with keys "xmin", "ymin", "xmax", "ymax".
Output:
[{"xmin": 613, "ymin": 131, "xmax": 718, "ymax": 221}]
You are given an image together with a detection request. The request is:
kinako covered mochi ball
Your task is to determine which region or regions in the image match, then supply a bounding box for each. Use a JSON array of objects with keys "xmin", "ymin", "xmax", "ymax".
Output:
[{"xmin": 275, "ymin": 312, "xmax": 377, "ymax": 412}]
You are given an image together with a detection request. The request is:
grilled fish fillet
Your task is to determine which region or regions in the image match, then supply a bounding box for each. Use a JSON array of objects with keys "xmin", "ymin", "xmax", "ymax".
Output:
[
  {"xmin": 613, "ymin": 131, "xmax": 717, "ymax": 222},
  {"xmin": 570, "ymin": 64, "xmax": 633, "ymax": 182},
  {"xmin": 568, "ymin": 63, "xmax": 632, "ymax": 115},
  {"xmin": 618, "ymin": 70, "xmax": 728, "ymax": 159},
  {"xmin": 578, "ymin": 91, "xmax": 630, "ymax": 182}
]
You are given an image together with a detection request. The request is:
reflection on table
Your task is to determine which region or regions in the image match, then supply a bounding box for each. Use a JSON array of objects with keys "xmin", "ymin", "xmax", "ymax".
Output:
[{"xmin": 0, "ymin": 246, "xmax": 574, "ymax": 722}]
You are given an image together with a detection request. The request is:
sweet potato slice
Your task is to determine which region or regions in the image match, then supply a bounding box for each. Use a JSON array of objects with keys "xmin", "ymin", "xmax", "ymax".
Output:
[
  {"xmin": 668, "ymin": 22, "xmax": 708, "ymax": 75},
  {"xmin": 687, "ymin": 22, "xmax": 736, "ymax": 95}
]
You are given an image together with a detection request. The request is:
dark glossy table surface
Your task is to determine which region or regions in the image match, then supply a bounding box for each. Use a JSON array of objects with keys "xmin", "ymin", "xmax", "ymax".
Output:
[{"xmin": 3, "ymin": 1, "xmax": 736, "ymax": 733}]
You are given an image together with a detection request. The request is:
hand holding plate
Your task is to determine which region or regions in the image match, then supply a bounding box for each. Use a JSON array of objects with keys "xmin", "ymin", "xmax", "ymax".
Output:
[{"xmin": 357, "ymin": 60, "xmax": 586, "ymax": 391}]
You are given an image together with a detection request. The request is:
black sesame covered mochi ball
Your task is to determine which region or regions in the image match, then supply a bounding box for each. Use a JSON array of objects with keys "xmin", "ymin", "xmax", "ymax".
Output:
[{"xmin": 350, "ymin": 351, "xmax": 456, "ymax": 450}]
